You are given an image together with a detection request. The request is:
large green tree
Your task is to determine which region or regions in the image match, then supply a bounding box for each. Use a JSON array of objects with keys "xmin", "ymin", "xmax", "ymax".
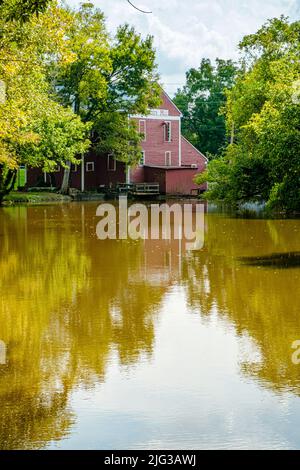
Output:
[
  {"xmin": 0, "ymin": 1, "xmax": 90, "ymax": 202},
  {"xmin": 54, "ymin": 2, "xmax": 160, "ymax": 193},
  {"xmin": 0, "ymin": 0, "xmax": 51, "ymax": 22},
  {"xmin": 174, "ymin": 58, "xmax": 238, "ymax": 157},
  {"xmin": 196, "ymin": 17, "xmax": 300, "ymax": 213}
]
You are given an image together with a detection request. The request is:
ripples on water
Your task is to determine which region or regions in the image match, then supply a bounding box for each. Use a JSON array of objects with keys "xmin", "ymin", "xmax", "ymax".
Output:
[{"xmin": 0, "ymin": 202, "xmax": 299, "ymax": 450}]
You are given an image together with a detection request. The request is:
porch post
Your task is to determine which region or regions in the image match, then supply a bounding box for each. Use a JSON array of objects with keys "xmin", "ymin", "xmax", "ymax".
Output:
[
  {"xmin": 126, "ymin": 165, "xmax": 131, "ymax": 184},
  {"xmin": 81, "ymin": 154, "xmax": 85, "ymax": 192},
  {"xmin": 179, "ymin": 118, "xmax": 182, "ymax": 167}
]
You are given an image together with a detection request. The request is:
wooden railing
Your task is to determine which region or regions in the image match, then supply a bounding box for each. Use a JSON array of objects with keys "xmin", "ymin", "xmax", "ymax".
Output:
[
  {"xmin": 116, "ymin": 183, "xmax": 134, "ymax": 193},
  {"xmin": 115, "ymin": 183, "xmax": 160, "ymax": 195},
  {"xmin": 131, "ymin": 183, "xmax": 160, "ymax": 195}
]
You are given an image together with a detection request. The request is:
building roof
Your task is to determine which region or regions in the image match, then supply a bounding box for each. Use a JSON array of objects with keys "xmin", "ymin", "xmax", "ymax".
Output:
[
  {"xmin": 181, "ymin": 135, "xmax": 208, "ymax": 162},
  {"xmin": 159, "ymin": 86, "xmax": 183, "ymax": 117},
  {"xmin": 144, "ymin": 164, "xmax": 198, "ymax": 170}
]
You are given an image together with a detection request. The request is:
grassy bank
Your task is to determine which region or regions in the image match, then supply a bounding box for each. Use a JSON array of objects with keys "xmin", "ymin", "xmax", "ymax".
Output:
[{"xmin": 3, "ymin": 192, "xmax": 72, "ymax": 205}]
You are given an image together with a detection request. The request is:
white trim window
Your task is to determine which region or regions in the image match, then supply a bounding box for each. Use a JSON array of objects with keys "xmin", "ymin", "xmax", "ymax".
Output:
[
  {"xmin": 150, "ymin": 109, "xmax": 169, "ymax": 116},
  {"xmin": 86, "ymin": 161, "xmax": 95, "ymax": 172},
  {"xmin": 107, "ymin": 154, "xmax": 116, "ymax": 171},
  {"xmin": 165, "ymin": 151, "xmax": 172, "ymax": 166},
  {"xmin": 54, "ymin": 165, "xmax": 61, "ymax": 173},
  {"xmin": 71, "ymin": 163, "xmax": 78, "ymax": 172},
  {"xmin": 139, "ymin": 150, "xmax": 145, "ymax": 167},
  {"xmin": 164, "ymin": 121, "xmax": 172, "ymax": 142},
  {"xmin": 139, "ymin": 120, "xmax": 146, "ymax": 142}
]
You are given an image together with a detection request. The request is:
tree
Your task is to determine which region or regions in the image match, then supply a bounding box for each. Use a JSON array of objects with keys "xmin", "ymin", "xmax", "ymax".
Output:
[
  {"xmin": 0, "ymin": 0, "xmax": 51, "ymax": 22},
  {"xmin": 54, "ymin": 2, "xmax": 160, "ymax": 193},
  {"xmin": 196, "ymin": 17, "xmax": 300, "ymax": 213},
  {"xmin": 174, "ymin": 58, "xmax": 238, "ymax": 157},
  {"xmin": 0, "ymin": 1, "xmax": 90, "ymax": 202},
  {"xmin": 18, "ymin": 106, "xmax": 90, "ymax": 172}
]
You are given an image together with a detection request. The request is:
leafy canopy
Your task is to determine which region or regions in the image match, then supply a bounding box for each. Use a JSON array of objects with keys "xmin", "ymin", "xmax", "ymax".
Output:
[
  {"xmin": 174, "ymin": 58, "xmax": 238, "ymax": 157},
  {"xmin": 0, "ymin": 0, "xmax": 51, "ymax": 22},
  {"xmin": 196, "ymin": 17, "xmax": 300, "ymax": 213},
  {"xmin": 0, "ymin": 1, "xmax": 90, "ymax": 200},
  {"xmin": 55, "ymin": 2, "xmax": 160, "ymax": 166}
]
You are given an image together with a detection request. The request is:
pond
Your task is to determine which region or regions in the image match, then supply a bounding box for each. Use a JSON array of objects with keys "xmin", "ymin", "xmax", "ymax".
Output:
[{"xmin": 0, "ymin": 201, "xmax": 300, "ymax": 450}]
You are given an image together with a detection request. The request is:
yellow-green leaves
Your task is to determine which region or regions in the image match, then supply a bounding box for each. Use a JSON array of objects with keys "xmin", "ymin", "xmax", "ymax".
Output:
[
  {"xmin": 202, "ymin": 17, "xmax": 300, "ymax": 213},
  {"xmin": 0, "ymin": 1, "xmax": 90, "ymax": 199}
]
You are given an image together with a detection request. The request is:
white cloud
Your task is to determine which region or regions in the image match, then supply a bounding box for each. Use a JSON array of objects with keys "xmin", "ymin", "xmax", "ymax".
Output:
[{"xmin": 66, "ymin": 0, "xmax": 299, "ymax": 95}]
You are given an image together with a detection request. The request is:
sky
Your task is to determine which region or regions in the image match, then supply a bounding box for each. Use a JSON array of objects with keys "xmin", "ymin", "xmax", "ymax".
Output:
[{"xmin": 67, "ymin": 0, "xmax": 299, "ymax": 95}]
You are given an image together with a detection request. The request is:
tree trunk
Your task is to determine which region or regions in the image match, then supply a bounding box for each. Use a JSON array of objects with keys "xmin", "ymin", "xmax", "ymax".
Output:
[
  {"xmin": 60, "ymin": 96, "xmax": 81, "ymax": 194},
  {"xmin": 60, "ymin": 161, "xmax": 71, "ymax": 194},
  {"xmin": 0, "ymin": 165, "xmax": 17, "ymax": 204}
]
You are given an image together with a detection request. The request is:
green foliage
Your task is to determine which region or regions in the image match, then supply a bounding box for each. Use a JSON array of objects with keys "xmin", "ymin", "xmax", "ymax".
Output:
[
  {"xmin": 18, "ymin": 106, "xmax": 91, "ymax": 172},
  {"xmin": 174, "ymin": 58, "xmax": 238, "ymax": 156},
  {"xmin": 55, "ymin": 3, "xmax": 160, "ymax": 165},
  {"xmin": 197, "ymin": 150, "xmax": 270, "ymax": 203},
  {"xmin": 108, "ymin": 24, "xmax": 160, "ymax": 115},
  {"xmin": 0, "ymin": 1, "xmax": 159, "ymax": 199},
  {"xmin": 55, "ymin": 3, "xmax": 111, "ymax": 117},
  {"xmin": 197, "ymin": 17, "xmax": 300, "ymax": 213},
  {"xmin": 0, "ymin": 0, "xmax": 51, "ymax": 22},
  {"xmin": 93, "ymin": 113, "xmax": 142, "ymax": 165},
  {"xmin": 0, "ymin": 1, "xmax": 90, "ymax": 201}
]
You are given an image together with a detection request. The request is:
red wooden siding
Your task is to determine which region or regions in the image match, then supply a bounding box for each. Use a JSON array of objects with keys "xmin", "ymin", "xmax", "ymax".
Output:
[
  {"xmin": 159, "ymin": 89, "xmax": 182, "ymax": 116},
  {"xmin": 131, "ymin": 118, "xmax": 180, "ymax": 170},
  {"xmin": 181, "ymin": 136, "xmax": 206, "ymax": 171},
  {"xmin": 143, "ymin": 166, "xmax": 206, "ymax": 196},
  {"xmin": 27, "ymin": 154, "xmax": 126, "ymax": 191}
]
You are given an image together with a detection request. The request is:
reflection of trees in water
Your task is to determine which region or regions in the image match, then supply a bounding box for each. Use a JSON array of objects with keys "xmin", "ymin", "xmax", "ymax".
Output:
[
  {"xmin": 238, "ymin": 252, "xmax": 300, "ymax": 268},
  {"xmin": 0, "ymin": 204, "xmax": 165, "ymax": 449},
  {"xmin": 1, "ymin": 204, "xmax": 299, "ymax": 448},
  {"xmin": 182, "ymin": 215, "xmax": 300, "ymax": 395}
]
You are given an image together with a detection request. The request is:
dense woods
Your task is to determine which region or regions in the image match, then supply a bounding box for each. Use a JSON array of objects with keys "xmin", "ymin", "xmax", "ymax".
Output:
[{"xmin": 176, "ymin": 17, "xmax": 300, "ymax": 212}]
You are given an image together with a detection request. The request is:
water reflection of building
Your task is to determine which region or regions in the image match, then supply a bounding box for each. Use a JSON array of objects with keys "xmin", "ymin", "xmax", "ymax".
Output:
[
  {"xmin": 0, "ymin": 340, "xmax": 6, "ymax": 365},
  {"xmin": 128, "ymin": 200, "xmax": 207, "ymax": 286}
]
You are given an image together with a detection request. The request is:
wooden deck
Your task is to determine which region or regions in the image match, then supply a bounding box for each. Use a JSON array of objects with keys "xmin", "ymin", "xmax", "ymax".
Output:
[
  {"xmin": 116, "ymin": 183, "xmax": 160, "ymax": 198},
  {"xmin": 130, "ymin": 183, "xmax": 160, "ymax": 197}
]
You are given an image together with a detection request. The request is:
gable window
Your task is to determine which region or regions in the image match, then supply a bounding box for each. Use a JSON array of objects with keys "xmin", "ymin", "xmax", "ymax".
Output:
[
  {"xmin": 107, "ymin": 154, "xmax": 116, "ymax": 171},
  {"xmin": 150, "ymin": 109, "xmax": 169, "ymax": 116},
  {"xmin": 139, "ymin": 151, "xmax": 145, "ymax": 167},
  {"xmin": 139, "ymin": 120, "xmax": 146, "ymax": 141},
  {"xmin": 86, "ymin": 161, "xmax": 94, "ymax": 172},
  {"xmin": 165, "ymin": 151, "xmax": 172, "ymax": 166},
  {"xmin": 164, "ymin": 121, "xmax": 171, "ymax": 142}
]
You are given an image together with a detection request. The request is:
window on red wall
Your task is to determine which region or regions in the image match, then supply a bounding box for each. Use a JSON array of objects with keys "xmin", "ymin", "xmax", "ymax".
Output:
[
  {"xmin": 165, "ymin": 151, "xmax": 172, "ymax": 166},
  {"xmin": 139, "ymin": 120, "xmax": 146, "ymax": 141},
  {"xmin": 164, "ymin": 121, "xmax": 171, "ymax": 142},
  {"xmin": 86, "ymin": 162, "xmax": 94, "ymax": 172},
  {"xmin": 139, "ymin": 151, "xmax": 145, "ymax": 167}
]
